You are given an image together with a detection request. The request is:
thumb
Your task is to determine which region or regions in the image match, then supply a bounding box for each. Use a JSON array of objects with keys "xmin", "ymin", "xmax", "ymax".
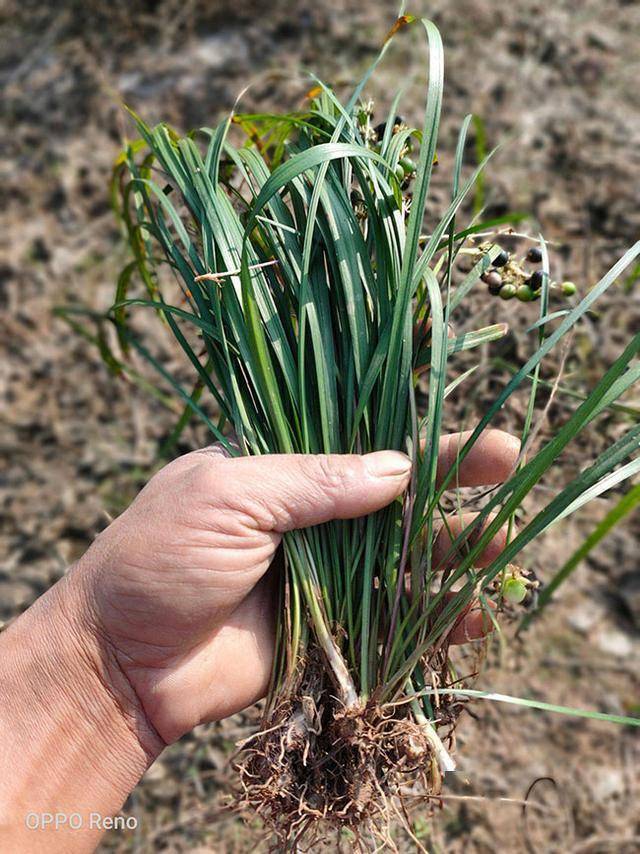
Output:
[{"xmin": 210, "ymin": 451, "xmax": 412, "ymax": 532}]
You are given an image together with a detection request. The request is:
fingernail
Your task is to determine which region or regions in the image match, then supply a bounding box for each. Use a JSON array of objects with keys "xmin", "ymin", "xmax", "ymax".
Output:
[{"xmin": 364, "ymin": 450, "xmax": 412, "ymax": 478}]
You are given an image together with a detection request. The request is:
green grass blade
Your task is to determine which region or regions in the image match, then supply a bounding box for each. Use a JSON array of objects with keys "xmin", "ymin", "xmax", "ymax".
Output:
[
  {"xmin": 422, "ymin": 689, "xmax": 640, "ymax": 727},
  {"xmin": 552, "ymin": 457, "xmax": 640, "ymax": 525},
  {"xmin": 521, "ymin": 482, "xmax": 640, "ymax": 630}
]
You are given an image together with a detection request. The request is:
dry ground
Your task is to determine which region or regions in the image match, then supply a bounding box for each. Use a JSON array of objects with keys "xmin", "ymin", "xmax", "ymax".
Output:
[{"xmin": 1, "ymin": 1, "xmax": 639, "ymax": 851}]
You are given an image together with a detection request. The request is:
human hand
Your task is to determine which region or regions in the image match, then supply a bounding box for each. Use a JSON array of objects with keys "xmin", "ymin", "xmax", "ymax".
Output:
[
  {"xmin": 0, "ymin": 432, "xmax": 518, "ymax": 853},
  {"xmin": 69, "ymin": 430, "xmax": 519, "ymax": 746}
]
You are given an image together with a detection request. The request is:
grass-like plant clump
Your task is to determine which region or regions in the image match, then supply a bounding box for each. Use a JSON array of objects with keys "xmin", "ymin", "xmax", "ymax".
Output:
[{"xmin": 73, "ymin": 10, "xmax": 640, "ymax": 846}]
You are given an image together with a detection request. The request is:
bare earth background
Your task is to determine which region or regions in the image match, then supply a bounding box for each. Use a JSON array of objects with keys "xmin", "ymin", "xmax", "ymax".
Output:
[{"xmin": 1, "ymin": 1, "xmax": 639, "ymax": 851}]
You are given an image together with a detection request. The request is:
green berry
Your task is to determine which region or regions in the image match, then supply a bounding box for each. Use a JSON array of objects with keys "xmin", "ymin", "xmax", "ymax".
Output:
[
  {"xmin": 399, "ymin": 156, "xmax": 416, "ymax": 176},
  {"xmin": 394, "ymin": 163, "xmax": 405, "ymax": 182},
  {"xmin": 499, "ymin": 283, "xmax": 517, "ymax": 300},
  {"xmin": 493, "ymin": 249, "xmax": 510, "ymax": 267},
  {"xmin": 516, "ymin": 284, "xmax": 534, "ymax": 302},
  {"xmin": 526, "ymin": 246, "xmax": 543, "ymax": 263},
  {"xmin": 561, "ymin": 281, "xmax": 577, "ymax": 296},
  {"xmin": 503, "ymin": 577, "xmax": 527, "ymax": 604}
]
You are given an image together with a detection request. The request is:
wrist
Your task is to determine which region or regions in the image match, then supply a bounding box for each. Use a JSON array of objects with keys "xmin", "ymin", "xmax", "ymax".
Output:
[{"xmin": 0, "ymin": 567, "xmax": 164, "ymax": 849}]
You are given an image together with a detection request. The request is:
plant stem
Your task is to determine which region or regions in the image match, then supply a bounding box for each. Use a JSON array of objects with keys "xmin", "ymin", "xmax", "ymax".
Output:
[
  {"xmin": 285, "ymin": 533, "xmax": 359, "ymax": 707},
  {"xmin": 409, "ymin": 688, "xmax": 456, "ymax": 773}
]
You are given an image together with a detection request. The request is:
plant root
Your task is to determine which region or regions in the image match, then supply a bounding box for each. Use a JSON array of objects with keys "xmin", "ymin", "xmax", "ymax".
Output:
[{"xmin": 232, "ymin": 683, "xmax": 453, "ymax": 849}]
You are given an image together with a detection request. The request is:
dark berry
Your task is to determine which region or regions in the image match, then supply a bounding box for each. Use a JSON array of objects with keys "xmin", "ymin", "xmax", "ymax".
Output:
[
  {"xmin": 493, "ymin": 249, "xmax": 509, "ymax": 267},
  {"xmin": 528, "ymin": 270, "xmax": 544, "ymax": 289},
  {"xmin": 526, "ymin": 246, "xmax": 543, "ymax": 263},
  {"xmin": 373, "ymin": 115, "xmax": 405, "ymax": 140},
  {"xmin": 482, "ymin": 270, "xmax": 502, "ymax": 288}
]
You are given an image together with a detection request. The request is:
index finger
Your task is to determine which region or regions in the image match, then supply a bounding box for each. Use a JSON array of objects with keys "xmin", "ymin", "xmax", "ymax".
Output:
[{"xmin": 435, "ymin": 429, "xmax": 520, "ymax": 488}]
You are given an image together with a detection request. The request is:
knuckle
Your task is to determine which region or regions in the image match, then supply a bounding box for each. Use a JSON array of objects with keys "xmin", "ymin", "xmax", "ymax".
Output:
[
  {"xmin": 193, "ymin": 452, "xmax": 228, "ymax": 490},
  {"xmin": 235, "ymin": 492, "xmax": 281, "ymax": 531},
  {"xmin": 166, "ymin": 453, "xmax": 235, "ymax": 513},
  {"xmin": 313, "ymin": 454, "xmax": 350, "ymax": 496}
]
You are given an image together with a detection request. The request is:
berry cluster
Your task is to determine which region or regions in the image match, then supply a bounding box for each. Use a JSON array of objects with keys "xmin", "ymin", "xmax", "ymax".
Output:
[
  {"xmin": 357, "ymin": 106, "xmax": 417, "ymax": 188},
  {"xmin": 478, "ymin": 244, "xmax": 577, "ymax": 302}
]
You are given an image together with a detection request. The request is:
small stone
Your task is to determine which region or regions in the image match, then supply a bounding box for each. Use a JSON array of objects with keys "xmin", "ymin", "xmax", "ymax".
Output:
[
  {"xmin": 586, "ymin": 25, "xmax": 618, "ymax": 52},
  {"xmin": 591, "ymin": 768, "xmax": 625, "ymax": 801},
  {"xmin": 143, "ymin": 760, "xmax": 167, "ymax": 782},
  {"xmin": 595, "ymin": 628, "xmax": 633, "ymax": 658},
  {"xmin": 192, "ymin": 33, "xmax": 249, "ymax": 71},
  {"xmin": 567, "ymin": 599, "xmax": 608, "ymax": 633}
]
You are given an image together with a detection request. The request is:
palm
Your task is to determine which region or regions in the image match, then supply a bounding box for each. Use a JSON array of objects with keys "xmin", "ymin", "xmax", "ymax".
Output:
[{"xmin": 86, "ymin": 451, "xmax": 280, "ymax": 741}]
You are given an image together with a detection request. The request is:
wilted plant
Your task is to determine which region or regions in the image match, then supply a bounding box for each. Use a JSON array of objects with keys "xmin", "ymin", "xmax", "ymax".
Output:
[{"xmin": 86, "ymin": 11, "xmax": 640, "ymax": 847}]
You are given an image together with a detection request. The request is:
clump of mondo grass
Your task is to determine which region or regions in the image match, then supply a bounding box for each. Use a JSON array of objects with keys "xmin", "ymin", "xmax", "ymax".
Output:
[{"xmin": 73, "ymin": 10, "xmax": 640, "ymax": 849}]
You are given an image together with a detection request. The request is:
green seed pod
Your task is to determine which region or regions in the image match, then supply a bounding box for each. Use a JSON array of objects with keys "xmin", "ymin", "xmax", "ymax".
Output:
[
  {"xmin": 394, "ymin": 163, "xmax": 405, "ymax": 182},
  {"xmin": 526, "ymin": 246, "xmax": 543, "ymax": 263},
  {"xmin": 503, "ymin": 577, "xmax": 527, "ymax": 604},
  {"xmin": 516, "ymin": 284, "xmax": 534, "ymax": 302},
  {"xmin": 499, "ymin": 283, "xmax": 517, "ymax": 300},
  {"xmin": 561, "ymin": 281, "xmax": 577, "ymax": 296}
]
